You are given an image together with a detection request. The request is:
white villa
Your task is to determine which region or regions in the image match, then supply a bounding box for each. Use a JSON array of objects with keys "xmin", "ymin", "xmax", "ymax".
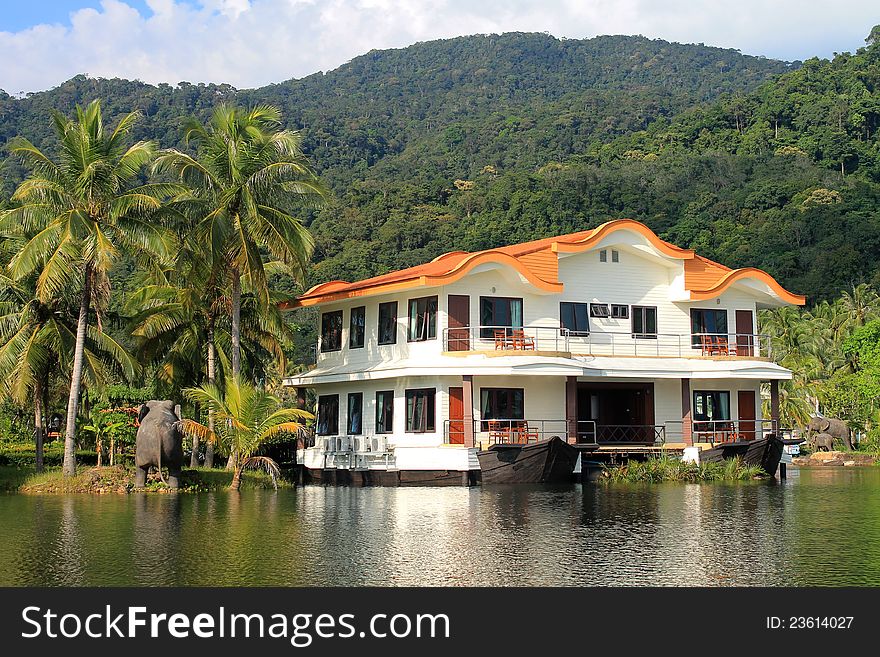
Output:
[{"xmin": 283, "ymin": 219, "xmax": 805, "ymax": 484}]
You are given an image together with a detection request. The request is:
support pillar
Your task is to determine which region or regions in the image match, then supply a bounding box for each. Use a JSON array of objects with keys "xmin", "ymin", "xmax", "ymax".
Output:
[
  {"xmin": 565, "ymin": 376, "xmax": 578, "ymax": 443},
  {"xmin": 681, "ymin": 378, "xmax": 692, "ymax": 446},
  {"xmin": 769, "ymin": 379, "xmax": 780, "ymax": 433},
  {"xmin": 462, "ymin": 375, "xmax": 475, "ymax": 448}
]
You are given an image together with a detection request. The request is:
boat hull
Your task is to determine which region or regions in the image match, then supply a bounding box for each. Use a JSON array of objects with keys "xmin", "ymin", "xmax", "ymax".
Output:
[
  {"xmin": 698, "ymin": 435, "xmax": 785, "ymax": 476},
  {"xmin": 477, "ymin": 437, "xmax": 579, "ymax": 484}
]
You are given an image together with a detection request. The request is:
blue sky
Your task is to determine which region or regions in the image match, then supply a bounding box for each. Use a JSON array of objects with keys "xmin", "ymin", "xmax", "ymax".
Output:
[{"xmin": 0, "ymin": 1, "xmax": 877, "ymax": 94}]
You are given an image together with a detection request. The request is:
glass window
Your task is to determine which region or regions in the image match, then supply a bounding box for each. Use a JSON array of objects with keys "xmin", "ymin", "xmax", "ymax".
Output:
[
  {"xmin": 479, "ymin": 297, "xmax": 523, "ymax": 339},
  {"xmin": 347, "ymin": 392, "xmax": 363, "ymax": 435},
  {"xmin": 611, "ymin": 250, "xmax": 619, "ymax": 263},
  {"xmin": 378, "ymin": 302, "xmax": 398, "ymax": 345},
  {"xmin": 632, "ymin": 305, "xmax": 657, "ymax": 338},
  {"xmin": 320, "ymin": 311, "xmax": 343, "ymax": 352},
  {"xmin": 405, "ymin": 388, "xmax": 436, "ymax": 432},
  {"xmin": 691, "ymin": 309, "xmax": 728, "ymax": 347},
  {"xmin": 560, "ymin": 302, "xmax": 590, "ymax": 335},
  {"xmin": 693, "ymin": 391, "xmax": 731, "ymax": 429},
  {"xmin": 375, "ymin": 391, "xmax": 394, "ymax": 434},
  {"xmin": 480, "ymin": 388, "xmax": 524, "ymax": 420},
  {"xmin": 349, "ymin": 306, "xmax": 365, "ymax": 349},
  {"xmin": 407, "ymin": 296, "xmax": 438, "ymax": 342},
  {"xmin": 316, "ymin": 395, "xmax": 339, "ymax": 435},
  {"xmin": 590, "ymin": 303, "xmax": 610, "ymax": 318},
  {"xmin": 599, "ymin": 249, "xmax": 607, "ymax": 262},
  {"xmin": 610, "ymin": 304, "xmax": 629, "ymax": 319}
]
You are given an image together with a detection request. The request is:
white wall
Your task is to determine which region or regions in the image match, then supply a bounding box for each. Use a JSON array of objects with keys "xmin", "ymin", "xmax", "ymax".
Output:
[{"xmin": 311, "ymin": 239, "xmax": 761, "ymax": 367}]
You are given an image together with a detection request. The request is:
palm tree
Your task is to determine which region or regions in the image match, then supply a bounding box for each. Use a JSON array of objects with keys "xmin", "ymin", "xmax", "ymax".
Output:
[
  {"xmin": 0, "ymin": 100, "xmax": 177, "ymax": 476},
  {"xmin": 153, "ymin": 104, "xmax": 325, "ymax": 378},
  {"xmin": 127, "ymin": 275, "xmax": 294, "ymax": 467},
  {"xmin": 180, "ymin": 377, "xmax": 311, "ymax": 490},
  {"xmin": 0, "ymin": 274, "xmax": 138, "ymax": 471}
]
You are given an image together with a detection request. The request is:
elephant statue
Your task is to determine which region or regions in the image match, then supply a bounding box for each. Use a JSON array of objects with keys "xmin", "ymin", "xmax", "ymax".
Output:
[
  {"xmin": 808, "ymin": 432, "xmax": 835, "ymax": 452},
  {"xmin": 807, "ymin": 415, "xmax": 854, "ymax": 451},
  {"xmin": 134, "ymin": 400, "xmax": 184, "ymax": 488}
]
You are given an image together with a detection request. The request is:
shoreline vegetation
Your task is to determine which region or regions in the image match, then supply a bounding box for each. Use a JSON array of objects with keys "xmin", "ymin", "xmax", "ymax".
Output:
[
  {"xmin": 601, "ymin": 456, "xmax": 766, "ymax": 484},
  {"xmin": 0, "ymin": 463, "xmax": 290, "ymax": 494}
]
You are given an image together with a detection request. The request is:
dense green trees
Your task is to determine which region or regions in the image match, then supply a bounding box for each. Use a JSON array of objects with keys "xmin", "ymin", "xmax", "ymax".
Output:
[
  {"xmin": 0, "ymin": 100, "xmax": 322, "ymax": 477},
  {"xmin": 760, "ymin": 284, "xmax": 880, "ymax": 439}
]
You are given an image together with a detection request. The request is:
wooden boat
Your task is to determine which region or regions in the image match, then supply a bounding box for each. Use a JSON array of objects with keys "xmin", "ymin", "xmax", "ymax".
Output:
[
  {"xmin": 697, "ymin": 435, "xmax": 785, "ymax": 476},
  {"xmin": 478, "ymin": 436, "xmax": 579, "ymax": 484}
]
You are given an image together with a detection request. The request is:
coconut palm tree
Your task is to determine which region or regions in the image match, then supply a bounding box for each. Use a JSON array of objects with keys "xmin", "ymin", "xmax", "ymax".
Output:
[
  {"xmin": 180, "ymin": 376, "xmax": 311, "ymax": 490},
  {"xmin": 0, "ymin": 274, "xmax": 138, "ymax": 471},
  {"xmin": 153, "ymin": 104, "xmax": 325, "ymax": 378},
  {"xmin": 127, "ymin": 274, "xmax": 294, "ymax": 467},
  {"xmin": 0, "ymin": 100, "xmax": 177, "ymax": 476}
]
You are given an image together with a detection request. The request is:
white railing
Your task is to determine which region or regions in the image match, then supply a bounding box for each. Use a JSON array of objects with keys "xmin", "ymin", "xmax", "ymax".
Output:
[
  {"xmin": 441, "ymin": 326, "xmax": 772, "ymax": 358},
  {"xmin": 443, "ymin": 418, "xmax": 599, "ymax": 446}
]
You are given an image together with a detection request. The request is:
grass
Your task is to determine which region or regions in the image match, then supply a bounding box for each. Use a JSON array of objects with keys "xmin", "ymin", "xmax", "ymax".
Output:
[
  {"xmin": 602, "ymin": 455, "xmax": 765, "ymax": 483},
  {"xmin": 0, "ymin": 463, "xmax": 291, "ymax": 493}
]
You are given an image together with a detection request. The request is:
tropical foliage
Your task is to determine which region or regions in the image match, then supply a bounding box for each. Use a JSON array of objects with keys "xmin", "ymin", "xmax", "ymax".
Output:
[
  {"xmin": 181, "ymin": 377, "xmax": 312, "ymax": 490},
  {"xmin": 760, "ymin": 284, "xmax": 880, "ymax": 436}
]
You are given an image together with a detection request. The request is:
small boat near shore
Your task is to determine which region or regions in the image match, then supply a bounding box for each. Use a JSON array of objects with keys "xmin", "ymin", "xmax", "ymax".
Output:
[
  {"xmin": 477, "ymin": 436, "xmax": 579, "ymax": 484},
  {"xmin": 697, "ymin": 435, "xmax": 786, "ymax": 476}
]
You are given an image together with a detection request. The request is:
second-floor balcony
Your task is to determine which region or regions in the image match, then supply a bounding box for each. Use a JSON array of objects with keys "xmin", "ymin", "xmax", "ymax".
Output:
[{"xmin": 442, "ymin": 326, "xmax": 772, "ymax": 359}]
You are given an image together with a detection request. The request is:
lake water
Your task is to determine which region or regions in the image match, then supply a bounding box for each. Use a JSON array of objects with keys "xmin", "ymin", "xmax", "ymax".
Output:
[{"xmin": 1, "ymin": 467, "xmax": 879, "ymax": 586}]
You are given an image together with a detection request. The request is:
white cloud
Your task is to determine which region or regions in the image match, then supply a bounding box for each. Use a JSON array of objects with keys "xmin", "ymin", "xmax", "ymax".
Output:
[{"xmin": 0, "ymin": 0, "xmax": 876, "ymax": 94}]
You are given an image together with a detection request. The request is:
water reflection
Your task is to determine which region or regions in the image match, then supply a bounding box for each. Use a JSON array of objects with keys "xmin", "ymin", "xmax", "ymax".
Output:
[{"xmin": 2, "ymin": 468, "xmax": 880, "ymax": 586}]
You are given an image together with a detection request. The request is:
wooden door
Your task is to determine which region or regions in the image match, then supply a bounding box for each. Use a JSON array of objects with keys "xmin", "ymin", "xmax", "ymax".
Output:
[
  {"xmin": 735, "ymin": 310, "xmax": 754, "ymax": 356},
  {"xmin": 447, "ymin": 295, "xmax": 470, "ymax": 351},
  {"xmin": 738, "ymin": 390, "xmax": 756, "ymax": 442},
  {"xmin": 448, "ymin": 387, "xmax": 465, "ymax": 444}
]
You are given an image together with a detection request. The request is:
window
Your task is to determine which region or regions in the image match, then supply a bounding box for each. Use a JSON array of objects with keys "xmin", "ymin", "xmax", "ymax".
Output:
[
  {"xmin": 347, "ymin": 392, "xmax": 363, "ymax": 435},
  {"xmin": 693, "ymin": 391, "xmax": 730, "ymax": 429},
  {"xmin": 375, "ymin": 391, "xmax": 394, "ymax": 434},
  {"xmin": 407, "ymin": 296, "xmax": 438, "ymax": 342},
  {"xmin": 378, "ymin": 302, "xmax": 398, "ymax": 345},
  {"xmin": 316, "ymin": 395, "xmax": 339, "ymax": 435},
  {"xmin": 479, "ymin": 297, "xmax": 523, "ymax": 339},
  {"xmin": 480, "ymin": 388, "xmax": 524, "ymax": 421},
  {"xmin": 632, "ymin": 305, "xmax": 657, "ymax": 338},
  {"xmin": 560, "ymin": 302, "xmax": 590, "ymax": 335},
  {"xmin": 610, "ymin": 304, "xmax": 629, "ymax": 319},
  {"xmin": 405, "ymin": 388, "xmax": 436, "ymax": 432},
  {"xmin": 599, "ymin": 249, "xmax": 607, "ymax": 262},
  {"xmin": 320, "ymin": 311, "xmax": 343, "ymax": 352},
  {"xmin": 590, "ymin": 303, "xmax": 610, "ymax": 318},
  {"xmin": 691, "ymin": 309, "xmax": 728, "ymax": 347},
  {"xmin": 349, "ymin": 306, "xmax": 365, "ymax": 349},
  {"xmin": 611, "ymin": 250, "xmax": 619, "ymax": 263}
]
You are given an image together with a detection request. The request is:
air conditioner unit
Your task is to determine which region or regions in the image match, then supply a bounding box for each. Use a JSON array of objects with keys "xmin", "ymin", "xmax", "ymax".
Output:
[
  {"xmin": 371, "ymin": 436, "xmax": 386, "ymax": 453},
  {"xmin": 351, "ymin": 436, "xmax": 363, "ymax": 452},
  {"xmin": 323, "ymin": 437, "xmax": 333, "ymax": 452},
  {"xmin": 337, "ymin": 436, "xmax": 350, "ymax": 452}
]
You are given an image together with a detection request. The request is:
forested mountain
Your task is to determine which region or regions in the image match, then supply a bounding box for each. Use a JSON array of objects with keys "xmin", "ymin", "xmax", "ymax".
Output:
[{"xmin": 3, "ymin": 29, "xmax": 879, "ymax": 324}]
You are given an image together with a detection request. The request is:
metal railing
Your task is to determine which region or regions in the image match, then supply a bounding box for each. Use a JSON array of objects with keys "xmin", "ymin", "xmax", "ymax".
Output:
[
  {"xmin": 665, "ymin": 418, "xmax": 787, "ymax": 446},
  {"xmin": 443, "ymin": 418, "xmax": 603, "ymax": 446},
  {"xmin": 443, "ymin": 325, "xmax": 571, "ymax": 352},
  {"xmin": 591, "ymin": 424, "xmax": 666, "ymax": 445},
  {"xmin": 441, "ymin": 326, "xmax": 772, "ymax": 358}
]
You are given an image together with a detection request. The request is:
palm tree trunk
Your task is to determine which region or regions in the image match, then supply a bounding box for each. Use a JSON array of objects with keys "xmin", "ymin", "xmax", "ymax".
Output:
[
  {"xmin": 231, "ymin": 265, "xmax": 241, "ymax": 378},
  {"xmin": 62, "ymin": 264, "xmax": 92, "ymax": 478},
  {"xmin": 33, "ymin": 380, "xmax": 44, "ymax": 473},
  {"xmin": 190, "ymin": 401, "xmax": 200, "ymax": 468},
  {"xmin": 228, "ymin": 273, "xmax": 241, "ymax": 472},
  {"xmin": 230, "ymin": 464, "xmax": 243, "ymax": 491},
  {"xmin": 205, "ymin": 323, "xmax": 216, "ymax": 469}
]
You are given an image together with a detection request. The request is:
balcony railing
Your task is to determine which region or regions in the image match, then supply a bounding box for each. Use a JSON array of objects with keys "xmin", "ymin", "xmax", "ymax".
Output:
[
  {"xmin": 443, "ymin": 418, "xmax": 599, "ymax": 446},
  {"xmin": 441, "ymin": 326, "xmax": 772, "ymax": 358},
  {"xmin": 665, "ymin": 419, "xmax": 790, "ymax": 446}
]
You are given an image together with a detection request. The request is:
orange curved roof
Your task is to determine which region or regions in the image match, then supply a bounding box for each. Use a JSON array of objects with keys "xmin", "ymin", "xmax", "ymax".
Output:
[{"xmin": 284, "ymin": 219, "xmax": 805, "ymax": 308}]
